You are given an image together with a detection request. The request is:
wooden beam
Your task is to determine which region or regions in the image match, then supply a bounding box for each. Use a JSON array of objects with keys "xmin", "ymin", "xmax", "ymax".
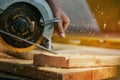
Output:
[
  {"xmin": 34, "ymin": 53, "xmax": 120, "ymax": 68},
  {"xmin": 0, "ymin": 43, "xmax": 119, "ymax": 80},
  {"xmin": 34, "ymin": 43, "xmax": 120, "ymax": 68},
  {"xmin": 0, "ymin": 52, "xmax": 15, "ymax": 59},
  {"xmin": 0, "ymin": 59, "xmax": 116, "ymax": 80}
]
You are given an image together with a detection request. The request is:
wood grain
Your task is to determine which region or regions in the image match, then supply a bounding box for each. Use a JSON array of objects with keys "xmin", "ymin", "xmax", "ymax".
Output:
[
  {"xmin": 34, "ymin": 43, "xmax": 120, "ymax": 68},
  {"xmin": 0, "ymin": 43, "xmax": 119, "ymax": 80},
  {"xmin": 34, "ymin": 53, "xmax": 120, "ymax": 68},
  {"xmin": 0, "ymin": 59, "xmax": 116, "ymax": 80}
]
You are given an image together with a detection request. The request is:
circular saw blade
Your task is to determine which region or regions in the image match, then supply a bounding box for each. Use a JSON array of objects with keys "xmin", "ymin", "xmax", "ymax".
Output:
[{"xmin": 0, "ymin": 3, "xmax": 44, "ymax": 53}]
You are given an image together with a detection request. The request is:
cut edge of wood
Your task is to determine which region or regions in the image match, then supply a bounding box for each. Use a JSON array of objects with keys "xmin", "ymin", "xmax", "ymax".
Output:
[{"xmin": 34, "ymin": 53, "xmax": 120, "ymax": 68}]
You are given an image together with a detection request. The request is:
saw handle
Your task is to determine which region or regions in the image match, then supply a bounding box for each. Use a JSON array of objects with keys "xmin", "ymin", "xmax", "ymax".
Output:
[{"xmin": 42, "ymin": 18, "xmax": 60, "ymax": 26}]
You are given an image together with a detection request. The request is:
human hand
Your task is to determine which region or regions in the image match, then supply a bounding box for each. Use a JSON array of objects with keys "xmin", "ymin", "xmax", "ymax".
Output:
[
  {"xmin": 53, "ymin": 9, "xmax": 70, "ymax": 38},
  {"xmin": 46, "ymin": 0, "xmax": 70, "ymax": 38}
]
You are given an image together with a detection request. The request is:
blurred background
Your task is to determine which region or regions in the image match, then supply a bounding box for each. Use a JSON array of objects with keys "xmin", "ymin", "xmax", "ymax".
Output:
[
  {"xmin": 88, "ymin": 0, "xmax": 120, "ymax": 33},
  {"xmin": 57, "ymin": 0, "xmax": 120, "ymax": 36},
  {"xmin": 53, "ymin": 0, "xmax": 120, "ymax": 49}
]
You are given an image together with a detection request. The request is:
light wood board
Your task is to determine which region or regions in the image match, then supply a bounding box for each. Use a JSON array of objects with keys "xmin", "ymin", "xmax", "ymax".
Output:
[{"xmin": 34, "ymin": 43, "xmax": 120, "ymax": 68}]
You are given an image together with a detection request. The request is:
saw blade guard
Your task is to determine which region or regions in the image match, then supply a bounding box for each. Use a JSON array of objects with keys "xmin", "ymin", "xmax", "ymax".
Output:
[{"xmin": 0, "ymin": 0, "xmax": 54, "ymax": 53}]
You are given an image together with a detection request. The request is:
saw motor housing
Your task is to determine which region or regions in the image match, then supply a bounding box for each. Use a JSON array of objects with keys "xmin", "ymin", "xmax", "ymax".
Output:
[{"xmin": 0, "ymin": 0, "xmax": 54, "ymax": 53}]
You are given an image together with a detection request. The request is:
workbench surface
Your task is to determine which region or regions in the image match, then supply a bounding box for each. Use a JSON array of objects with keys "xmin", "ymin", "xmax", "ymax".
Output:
[{"xmin": 0, "ymin": 43, "xmax": 119, "ymax": 80}]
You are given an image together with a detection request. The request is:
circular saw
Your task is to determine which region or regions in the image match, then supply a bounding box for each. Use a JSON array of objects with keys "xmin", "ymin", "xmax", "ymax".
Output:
[{"xmin": 0, "ymin": 0, "xmax": 59, "ymax": 53}]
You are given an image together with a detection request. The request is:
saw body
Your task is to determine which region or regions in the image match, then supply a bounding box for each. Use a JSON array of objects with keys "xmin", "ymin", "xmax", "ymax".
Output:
[{"xmin": 0, "ymin": 0, "xmax": 55, "ymax": 53}]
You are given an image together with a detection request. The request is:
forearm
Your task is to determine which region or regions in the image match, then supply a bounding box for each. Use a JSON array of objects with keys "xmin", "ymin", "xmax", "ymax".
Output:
[
  {"xmin": 46, "ymin": 0, "xmax": 61, "ymax": 17},
  {"xmin": 46, "ymin": 0, "xmax": 58, "ymax": 8}
]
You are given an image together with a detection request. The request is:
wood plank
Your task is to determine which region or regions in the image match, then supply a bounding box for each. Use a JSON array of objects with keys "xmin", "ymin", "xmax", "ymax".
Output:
[
  {"xmin": 0, "ymin": 52, "xmax": 15, "ymax": 59},
  {"xmin": 34, "ymin": 53, "xmax": 120, "ymax": 68},
  {"xmin": 53, "ymin": 35, "xmax": 120, "ymax": 49},
  {"xmin": 0, "ymin": 59, "xmax": 116, "ymax": 80},
  {"xmin": 34, "ymin": 43, "xmax": 120, "ymax": 68},
  {"xmin": 108, "ymin": 67, "xmax": 120, "ymax": 80},
  {"xmin": 0, "ymin": 72, "xmax": 33, "ymax": 80},
  {"xmin": 0, "ymin": 43, "xmax": 119, "ymax": 80},
  {"xmin": 53, "ymin": 43, "xmax": 120, "ymax": 56}
]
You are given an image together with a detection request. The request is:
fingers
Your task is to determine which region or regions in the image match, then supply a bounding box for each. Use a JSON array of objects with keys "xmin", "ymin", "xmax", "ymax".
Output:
[
  {"xmin": 53, "ymin": 10, "xmax": 70, "ymax": 38},
  {"xmin": 46, "ymin": 0, "xmax": 70, "ymax": 38},
  {"xmin": 63, "ymin": 18, "xmax": 70, "ymax": 31},
  {"xmin": 54, "ymin": 14, "xmax": 70, "ymax": 38},
  {"xmin": 54, "ymin": 21, "xmax": 65, "ymax": 38},
  {"xmin": 62, "ymin": 13, "xmax": 70, "ymax": 31}
]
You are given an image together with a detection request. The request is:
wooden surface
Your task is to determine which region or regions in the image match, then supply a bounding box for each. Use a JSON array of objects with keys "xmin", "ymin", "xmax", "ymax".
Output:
[
  {"xmin": 0, "ymin": 59, "xmax": 117, "ymax": 80},
  {"xmin": 34, "ymin": 43, "xmax": 120, "ymax": 68},
  {"xmin": 0, "ymin": 43, "xmax": 120, "ymax": 80},
  {"xmin": 53, "ymin": 35, "xmax": 120, "ymax": 49},
  {"xmin": 34, "ymin": 53, "xmax": 120, "ymax": 68}
]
